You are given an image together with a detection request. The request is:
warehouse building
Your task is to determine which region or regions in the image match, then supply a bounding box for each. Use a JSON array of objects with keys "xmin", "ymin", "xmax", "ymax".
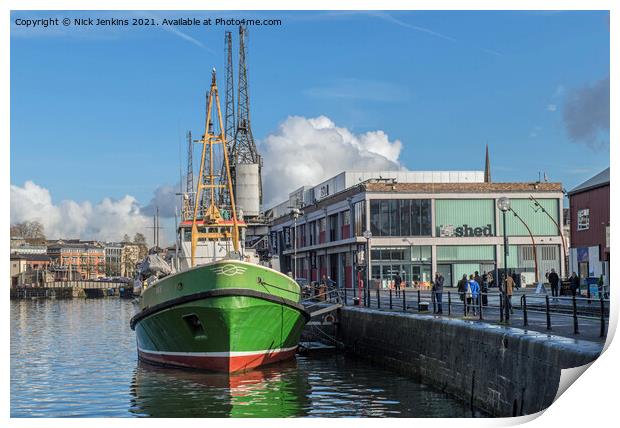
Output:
[
  {"xmin": 567, "ymin": 167, "xmax": 610, "ymax": 287},
  {"xmin": 266, "ymin": 169, "xmax": 566, "ymax": 289}
]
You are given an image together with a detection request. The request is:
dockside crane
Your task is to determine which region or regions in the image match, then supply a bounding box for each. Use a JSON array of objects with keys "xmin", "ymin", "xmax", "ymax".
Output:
[{"xmin": 232, "ymin": 25, "xmax": 262, "ymax": 221}]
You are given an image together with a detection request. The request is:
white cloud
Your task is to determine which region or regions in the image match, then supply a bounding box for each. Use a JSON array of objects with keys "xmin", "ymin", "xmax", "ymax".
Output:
[
  {"xmin": 10, "ymin": 181, "xmax": 153, "ymax": 244},
  {"xmin": 260, "ymin": 115, "xmax": 405, "ymax": 207},
  {"xmin": 11, "ymin": 116, "xmax": 406, "ymax": 240},
  {"xmin": 142, "ymin": 183, "xmax": 180, "ymax": 218},
  {"xmin": 547, "ymin": 104, "xmax": 557, "ymax": 112}
]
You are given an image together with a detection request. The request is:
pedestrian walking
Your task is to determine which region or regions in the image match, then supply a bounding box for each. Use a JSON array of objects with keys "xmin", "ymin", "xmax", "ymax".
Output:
[
  {"xmin": 433, "ymin": 272, "xmax": 444, "ymax": 314},
  {"xmin": 486, "ymin": 271, "xmax": 494, "ymax": 288},
  {"xmin": 505, "ymin": 273, "xmax": 514, "ymax": 314},
  {"xmin": 481, "ymin": 271, "xmax": 489, "ymax": 306},
  {"xmin": 548, "ymin": 268, "xmax": 560, "ymax": 297},
  {"xmin": 467, "ymin": 274, "xmax": 480, "ymax": 316},
  {"xmin": 457, "ymin": 274, "xmax": 467, "ymax": 302},
  {"xmin": 512, "ymin": 271, "xmax": 520, "ymax": 290},
  {"xmin": 394, "ymin": 272, "xmax": 402, "ymax": 297},
  {"xmin": 569, "ymin": 272, "xmax": 580, "ymax": 297}
]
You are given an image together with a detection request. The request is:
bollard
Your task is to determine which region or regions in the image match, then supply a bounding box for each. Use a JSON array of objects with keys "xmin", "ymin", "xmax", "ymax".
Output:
[
  {"xmin": 389, "ymin": 289, "xmax": 393, "ymax": 309},
  {"xmin": 403, "ymin": 289, "xmax": 406, "ymax": 312},
  {"xmin": 572, "ymin": 294, "xmax": 579, "ymax": 335},
  {"xmin": 600, "ymin": 297, "xmax": 606, "ymax": 338},
  {"xmin": 479, "ymin": 294, "xmax": 483, "ymax": 320},
  {"xmin": 522, "ymin": 294, "xmax": 528, "ymax": 327},
  {"xmin": 545, "ymin": 294, "xmax": 552, "ymax": 330},
  {"xmin": 448, "ymin": 291, "xmax": 452, "ymax": 316},
  {"xmin": 417, "ymin": 290, "xmax": 421, "ymax": 313},
  {"xmin": 377, "ymin": 289, "xmax": 380, "ymax": 309}
]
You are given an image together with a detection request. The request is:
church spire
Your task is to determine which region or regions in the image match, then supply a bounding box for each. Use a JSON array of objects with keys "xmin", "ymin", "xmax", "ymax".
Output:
[{"xmin": 484, "ymin": 144, "xmax": 491, "ymax": 183}]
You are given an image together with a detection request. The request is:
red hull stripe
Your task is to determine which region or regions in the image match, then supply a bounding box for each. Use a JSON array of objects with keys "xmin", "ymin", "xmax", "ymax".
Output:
[{"xmin": 138, "ymin": 346, "xmax": 298, "ymax": 373}]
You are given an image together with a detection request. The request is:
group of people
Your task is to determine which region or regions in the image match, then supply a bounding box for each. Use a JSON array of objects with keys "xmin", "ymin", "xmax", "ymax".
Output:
[
  {"xmin": 430, "ymin": 270, "xmax": 513, "ymax": 316},
  {"xmin": 454, "ymin": 271, "xmax": 503, "ymax": 316}
]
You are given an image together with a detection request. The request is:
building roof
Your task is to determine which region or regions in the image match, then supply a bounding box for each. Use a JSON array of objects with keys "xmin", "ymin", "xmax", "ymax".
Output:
[
  {"xmin": 270, "ymin": 180, "xmax": 563, "ymax": 225},
  {"xmin": 568, "ymin": 168, "xmax": 610, "ymax": 196},
  {"xmin": 364, "ymin": 181, "xmax": 563, "ymax": 193},
  {"xmin": 10, "ymin": 254, "xmax": 51, "ymax": 261}
]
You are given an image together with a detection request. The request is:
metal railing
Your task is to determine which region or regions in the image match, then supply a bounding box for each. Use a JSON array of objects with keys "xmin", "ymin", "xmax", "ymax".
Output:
[
  {"xmin": 301, "ymin": 286, "xmax": 343, "ymax": 311},
  {"xmin": 340, "ymin": 287, "xmax": 609, "ymax": 339}
]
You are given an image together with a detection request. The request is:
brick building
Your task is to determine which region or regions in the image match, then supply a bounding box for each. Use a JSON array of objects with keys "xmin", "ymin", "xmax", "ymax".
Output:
[{"xmin": 47, "ymin": 242, "xmax": 106, "ymax": 280}]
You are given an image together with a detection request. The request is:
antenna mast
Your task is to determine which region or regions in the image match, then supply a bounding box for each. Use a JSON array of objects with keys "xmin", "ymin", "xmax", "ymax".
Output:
[{"xmin": 185, "ymin": 131, "xmax": 194, "ymax": 220}]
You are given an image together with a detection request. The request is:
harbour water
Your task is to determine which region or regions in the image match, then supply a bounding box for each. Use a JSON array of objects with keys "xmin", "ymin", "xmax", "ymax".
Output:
[{"xmin": 11, "ymin": 299, "xmax": 486, "ymax": 417}]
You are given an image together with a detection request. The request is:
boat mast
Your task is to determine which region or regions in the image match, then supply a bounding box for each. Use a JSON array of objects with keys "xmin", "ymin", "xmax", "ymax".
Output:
[{"xmin": 190, "ymin": 69, "xmax": 240, "ymax": 267}]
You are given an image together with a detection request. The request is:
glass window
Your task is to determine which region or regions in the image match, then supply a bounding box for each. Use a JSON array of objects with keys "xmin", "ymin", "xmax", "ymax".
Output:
[
  {"xmin": 309, "ymin": 221, "xmax": 315, "ymax": 245},
  {"xmin": 411, "ymin": 200, "xmax": 421, "ymax": 236},
  {"xmin": 370, "ymin": 200, "xmax": 380, "ymax": 236},
  {"xmin": 329, "ymin": 214, "xmax": 338, "ymax": 241},
  {"xmin": 354, "ymin": 201, "xmax": 366, "ymax": 236},
  {"xmin": 369, "ymin": 199, "xmax": 432, "ymax": 236},
  {"xmin": 577, "ymin": 208, "xmax": 590, "ymax": 231},
  {"xmin": 379, "ymin": 200, "xmax": 390, "ymax": 236},
  {"xmin": 388, "ymin": 200, "xmax": 399, "ymax": 236},
  {"xmin": 342, "ymin": 210, "xmax": 351, "ymax": 226},
  {"xmin": 400, "ymin": 200, "xmax": 411, "ymax": 236},
  {"xmin": 420, "ymin": 245, "xmax": 432, "ymax": 261},
  {"xmin": 420, "ymin": 200, "xmax": 432, "ymax": 235}
]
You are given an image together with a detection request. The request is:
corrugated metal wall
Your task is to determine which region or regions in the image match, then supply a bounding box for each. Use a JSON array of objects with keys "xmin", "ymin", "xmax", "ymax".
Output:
[
  {"xmin": 435, "ymin": 199, "xmax": 495, "ymax": 235},
  {"xmin": 499, "ymin": 199, "xmax": 560, "ymax": 236},
  {"xmin": 436, "ymin": 245, "xmax": 495, "ymax": 261},
  {"xmin": 498, "ymin": 244, "xmax": 560, "ymax": 280},
  {"xmin": 452, "ymin": 263, "xmax": 481, "ymax": 283}
]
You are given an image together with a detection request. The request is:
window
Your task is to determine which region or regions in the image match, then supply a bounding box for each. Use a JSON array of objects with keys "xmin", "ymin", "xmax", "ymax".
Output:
[
  {"xmin": 342, "ymin": 210, "xmax": 351, "ymax": 226},
  {"xmin": 577, "ymin": 208, "xmax": 590, "ymax": 231},
  {"xmin": 353, "ymin": 201, "xmax": 366, "ymax": 236},
  {"xmin": 370, "ymin": 199, "xmax": 432, "ymax": 236},
  {"xmin": 400, "ymin": 200, "xmax": 411, "ymax": 236},
  {"xmin": 309, "ymin": 221, "xmax": 316, "ymax": 245},
  {"xmin": 328, "ymin": 214, "xmax": 338, "ymax": 241},
  {"xmin": 411, "ymin": 246, "xmax": 432, "ymax": 262}
]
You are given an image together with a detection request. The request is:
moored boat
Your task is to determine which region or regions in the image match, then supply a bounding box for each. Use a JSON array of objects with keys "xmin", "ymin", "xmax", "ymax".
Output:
[{"xmin": 130, "ymin": 70, "xmax": 309, "ymax": 373}]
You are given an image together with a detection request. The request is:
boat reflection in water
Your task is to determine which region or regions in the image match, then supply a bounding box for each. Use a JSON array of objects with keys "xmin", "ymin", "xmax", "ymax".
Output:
[
  {"xmin": 129, "ymin": 359, "xmax": 310, "ymax": 417},
  {"xmin": 130, "ymin": 353, "xmax": 486, "ymax": 418}
]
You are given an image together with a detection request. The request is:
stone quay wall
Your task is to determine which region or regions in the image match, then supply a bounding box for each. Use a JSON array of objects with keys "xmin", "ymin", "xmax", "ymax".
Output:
[{"xmin": 337, "ymin": 307, "xmax": 603, "ymax": 417}]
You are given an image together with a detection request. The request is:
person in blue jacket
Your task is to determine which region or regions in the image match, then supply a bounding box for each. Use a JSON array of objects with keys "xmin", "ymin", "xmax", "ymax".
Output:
[{"xmin": 468, "ymin": 274, "xmax": 480, "ymax": 316}]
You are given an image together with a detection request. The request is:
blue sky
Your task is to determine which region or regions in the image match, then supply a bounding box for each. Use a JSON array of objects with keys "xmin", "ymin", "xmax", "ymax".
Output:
[{"xmin": 10, "ymin": 10, "xmax": 610, "ymax": 241}]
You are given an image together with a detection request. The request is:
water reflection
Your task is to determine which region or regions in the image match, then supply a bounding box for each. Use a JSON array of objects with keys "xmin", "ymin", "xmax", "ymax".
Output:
[
  {"xmin": 130, "ymin": 354, "xmax": 485, "ymax": 418},
  {"xmin": 130, "ymin": 359, "xmax": 310, "ymax": 417},
  {"xmin": 12, "ymin": 300, "xmax": 485, "ymax": 418}
]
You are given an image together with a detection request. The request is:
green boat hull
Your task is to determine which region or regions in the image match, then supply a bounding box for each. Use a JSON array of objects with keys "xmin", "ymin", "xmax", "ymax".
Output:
[{"xmin": 131, "ymin": 260, "xmax": 309, "ymax": 372}]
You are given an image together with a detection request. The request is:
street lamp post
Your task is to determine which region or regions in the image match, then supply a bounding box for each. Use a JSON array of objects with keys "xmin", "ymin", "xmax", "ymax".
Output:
[
  {"xmin": 290, "ymin": 208, "xmax": 303, "ymax": 280},
  {"xmin": 497, "ymin": 197, "xmax": 511, "ymax": 322},
  {"xmin": 363, "ymin": 230, "xmax": 372, "ymax": 306},
  {"xmin": 510, "ymin": 208, "xmax": 539, "ymax": 284},
  {"xmin": 529, "ymin": 195, "xmax": 568, "ymax": 277}
]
